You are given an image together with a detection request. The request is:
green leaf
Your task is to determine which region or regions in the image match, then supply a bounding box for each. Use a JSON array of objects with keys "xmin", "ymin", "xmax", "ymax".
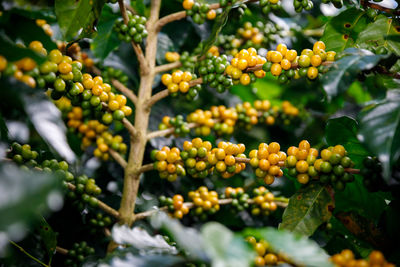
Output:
[
  {"xmin": 0, "ymin": 32, "xmax": 46, "ymax": 63},
  {"xmin": 55, "ymin": 0, "xmax": 105, "ymax": 41},
  {"xmin": 244, "ymin": 227, "xmax": 334, "ymax": 267},
  {"xmin": 325, "ymin": 116, "xmax": 369, "ymax": 167},
  {"xmin": 280, "ymin": 183, "xmax": 334, "ymax": 236},
  {"xmin": 0, "ymin": 113, "xmax": 9, "ymax": 142},
  {"xmin": 133, "ymin": 0, "xmax": 146, "ymax": 16},
  {"xmin": 0, "ymin": 163, "xmax": 62, "ymax": 235},
  {"xmin": 91, "ymin": 5, "xmax": 120, "ymax": 60},
  {"xmin": 335, "ymin": 176, "xmax": 388, "ymax": 221},
  {"xmin": 38, "ymin": 217, "xmax": 57, "ymax": 264},
  {"xmin": 358, "ymin": 89, "xmax": 400, "ymax": 180},
  {"xmin": 156, "ymin": 33, "xmax": 175, "ymax": 65},
  {"xmin": 200, "ymin": 5, "xmax": 231, "ymax": 56},
  {"xmin": 201, "ymin": 223, "xmax": 254, "ymax": 267},
  {"xmin": 356, "ymin": 15, "xmax": 400, "ymax": 55},
  {"xmin": 321, "ymin": 48, "xmax": 387, "ymax": 100},
  {"xmin": 321, "ymin": 8, "xmax": 369, "ymax": 52}
]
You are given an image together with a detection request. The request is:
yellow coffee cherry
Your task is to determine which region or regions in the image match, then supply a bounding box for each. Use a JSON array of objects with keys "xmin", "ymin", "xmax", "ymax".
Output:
[
  {"xmin": 307, "ymin": 67, "xmax": 318, "ymax": 80},
  {"xmin": 311, "ymin": 55, "xmax": 322, "ymax": 67},
  {"xmin": 276, "ymin": 43, "xmax": 287, "ymax": 56},
  {"xmin": 206, "ymin": 9, "xmax": 216, "ymax": 20},
  {"xmin": 270, "ymin": 63, "xmax": 282, "ymax": 76}
]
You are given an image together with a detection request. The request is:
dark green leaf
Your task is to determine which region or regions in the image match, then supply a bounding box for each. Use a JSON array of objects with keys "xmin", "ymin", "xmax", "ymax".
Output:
[
  {"xmin": 321, "ymin": 48, "xmax": 387, "ymax": 100},
  {"xmin": 38, "ymin": 217, "xmax": 57, "ymax": 264},
  {"xmin": 201, "ymin": 223, "xmax": 254, "ymax": 267},
  {"xmin": 156, "ymin": 33, "xmax": 175, "ymax": 65},
  {"xmin": 358, "ymin": 89, "xmax": 400, "ymax": 180},
  {"xmin": 356, "ymin": 15, "xmax": 400, "ymax": 55},
  {"xmin": 1, "ymin": 1, "xmax": 56, "ymax": 21},
  {"xmin": 244, "ymin": 227, "xmax": 333, "ymax": 267},
  {"xmin": 0, "ymin": 32, "xmax": 46, "ymax": 63},
  {"xmin": 91, "ymin": 5, "xmax": 120, "ymax": 60},
  {"xmin": 133, "ymin": 0, "xmax": 146, "ymax": 16},
  {"xmin": 280, "ymin": 183, "xmax": 334, "ymax": 236},
  {"xmin": 0, "ymin": 113, "xmax": 9, "ymax": 142},
  {"xmin": 335, "ymin": 176, "xmax": 388, "ymax": 222},
  {"xmin": 0, "ymin": 163, "xmax": 62, "ymax": 235},
  {"xmin": 325, "ymin": 116, "xmax": 369, "ymax": 167},
  {"xmin": 321, "ymin": 8, "xmax": 368, "ymax": 52},
  {"xmin": 55, "ymin": 0, "xmax": 105, "ymax": 41}
]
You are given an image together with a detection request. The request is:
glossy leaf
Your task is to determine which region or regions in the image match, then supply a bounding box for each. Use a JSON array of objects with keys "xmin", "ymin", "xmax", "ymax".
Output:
[
  {"xmin": 20, "ymin": 88, "xmax": 76, "ymax": 162},
  {"xmin": 151, "ymin": 213, "xmax": 209, "ymax": 261},
  {"xmin": 321, "ymin": 48, "xmax": 387, "ymax": 100},
  {"xmin": 356, "ymin": 15, "xmax": 400, "ymax": 55},
  {"xmin": 201, "ymin": 223, "xmax": 254, "ymax": 267},
  {"xmin": 358, "ymin": 89, "xmax": 400, "ymax": 180},
  {"xmin": 91, "ymin": 5, "xmax": 120, "ymax": 60},
  {"xmin": 55, "ymin": 0, "xmax": 105, "ymax": 41},
  {"xmin": 0, "ymin": 32, "xmax": 46, "ymax": 63},
  {"xmin": 325, "ymin": 116, "xmax": 369, "ymax": 167},
  {"xmin": 0, "ymin": 163, "xmax": 62, "ymax": 235},
  {"xmin": 321, "ymin": 8, "xmax": 368, "ymax": 52},
  {"xmin": 38, "ymin": 218, "xmax": 57, "ymax": 263},
  {"xmin": 244, "ymin": 227, "xmax": 333, "ymax": 267},
  {"xmin": 280, "ymin": 183, "xmax": 334, "ymax": 236}
]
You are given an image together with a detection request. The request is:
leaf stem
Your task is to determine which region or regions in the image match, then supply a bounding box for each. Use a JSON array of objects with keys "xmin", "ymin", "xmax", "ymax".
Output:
[{"xmin": 10, "ymin": 241, "xmax": 49, "ymax": 267}]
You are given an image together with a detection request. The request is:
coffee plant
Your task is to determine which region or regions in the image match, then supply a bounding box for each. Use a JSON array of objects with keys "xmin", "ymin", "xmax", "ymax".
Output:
[{"xmin": 0, "ymin": 0, "xmax": 399, "ymax": 266}]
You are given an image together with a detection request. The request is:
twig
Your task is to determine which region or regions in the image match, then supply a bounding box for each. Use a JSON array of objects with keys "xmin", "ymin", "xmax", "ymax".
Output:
[
  {"xmin": 112, "ymin": 80, "xmax": 138, "ymax": 105},
  {"xmin": 132, "ymin": 198, "xmax": 288, "ymax": 222},
  {"xmin": 104, "ymin": 228, "xmax": 112, "ymax": 237},
  {"xmin": 146, "ymin": 122, "xmax": 199, "ymax": 140},
  {"xmin": 146, "ymin": 89, "xmax": 170, "ymax": 108},
  {"xmin": 10, "ymin": 241, "xmax": 49, "ymax": 267},
  {"xmin": 344, "ymin": 168, "xmax": 360, "ymax": 174},
  {"xmin": 154, "ymin": 61, "xmax": 182, "ymax": 73},
  {"xmin": 118, "ymin": 0, "xmax": 149, "ymax": 74},
  {"xmin": 55, "ymin": 246, "xmax": 68, "ymax": 255},
  {"xmin": 139, "ymin": 163, "xmax": 154, "ymax": 174},
  {"xmin": 109, "ymin": 148, "xmax": 128, "ymax": 168},
  {"xmin": 361, "ymin": 0, "xmax": 400, "ymax": 15},
  {"xmin": 66, "ymin": 183, "xmax": 120, "ymax": 218}
]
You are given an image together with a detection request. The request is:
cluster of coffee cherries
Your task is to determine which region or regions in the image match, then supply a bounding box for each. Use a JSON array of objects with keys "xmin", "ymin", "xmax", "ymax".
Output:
[
  {"xmin": 182, "ymin": 0, "xmax": 217, "ymax": 24},
  {"xmin": 7, "ymin": 142, "xmax": 39, "ymax": 167},
  {"xmin": 36, "ymin": 19, "xmax": 53, "ymax": 36},
  {"xmin": 65, "ymin": 241, "xmax": 95, "ymax": 267},
  {"xmin": 181, "ymin": 138, "xmax": 213, "ymax": 179},
  {"xmin": 249, "ymin": 142, "xmax": 286, "ymax": 185},
  {"xmin": 262, "ymin": 41, "xmax": 336, "ymax": 83},
  {"xmin": 80, "ymin": 74, "xmax": 132, "ymax": 123},
  {"xmin": 188, "ymin": 186, "xmax": 220, "ymax": 220},
  {"xmin": 226, "ymin": 48, "xmax": 267, "ymax": 85},
  {"xmin": 208, "ymin": 141, "xmax": 247, "ymax": 179},
  {"xmin": 214, "ymin": 35, "xmax": 241, "ymax": 56},
  {"xmin": 88, "ymin": 212, "xmax": 113, "ymax": 234},
  {"xmin": 188, "ymin": 106, "xmax": 238, "ymax": 136},
  {"xmin": 250, "ymin": 186, "xmax": 278, "ymax": 216},
  {"xmin": 158, "ymin": 115, "xmax": 190, "ymax": 136},
  {"xmin": 151, "ymin": 146, "xmax": 186, "ymax": 182},
  {"xmin": 161, "ymin": 70, "xmax": 201, "ymax": 100},
  {"xmin": 207, "ymin": 46, "xmax": 220, "ymax": 57},
  {"xmin": 361, "ymin": 156, "xmax": 384, "ymax": 192},
  {"xmin": 237, "ymin": 22, "xmax": 265, "ymax": 49},
  {"xmin": 222, "ymin": 187, "xmax": 250, "ymax": 212},
  {"xmin": 286, "ymin": 141, "xmax": 355, "ymax": 189},
  {"xmin": 330, "ymin": 249, "xmax": 395, "ymax": 267},
  {"xmin": 197, "ymin": 53, "xmax": 233, "ymax": 93},
  {"xmin": 114, "ymin": 12, "xmax": 148, "ymax": 43},
  {"xmin": 66, "ymin": 174, "xmax": 102, "ymax": 210},
  {"xmin": 65, "ymin": 107, "xmax": 127, "ymax": 161},
  {"xmin": 236, "ymin": 101, "xmax": 273, "ymax": 129},
  {"xmin": 245, "ymin": 236, "xmax": 283, "ymax": 266},
  {"xmin": 159, "ymin": 194, "xmax": 190, "ymax": 219},
  {"xmin": 293, "ymin": 0, "xmax": 313, "ymax": 13},
  {"xmin": 259, "ymin": 0, "xmax": 281, "ymax": 14}
]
